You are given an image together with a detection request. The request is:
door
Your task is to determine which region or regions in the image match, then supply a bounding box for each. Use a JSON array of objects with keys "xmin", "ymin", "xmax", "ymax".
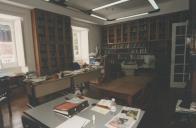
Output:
[{"xmin": 170, "ymin": 22, "xmax": 189, "ymax": 88}]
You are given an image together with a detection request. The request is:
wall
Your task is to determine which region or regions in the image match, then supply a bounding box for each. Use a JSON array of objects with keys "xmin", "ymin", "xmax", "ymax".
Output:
[
  {"xmin": 72, "ymin": 19, "xmax": 102, "ymax": 53},
  {"xmin": 0, "ymin": 2, "xmax": 102, "ymax": 72},
  {"xmin": 0, "ymin": 2, "xmax": 36, "ymax": 71}
]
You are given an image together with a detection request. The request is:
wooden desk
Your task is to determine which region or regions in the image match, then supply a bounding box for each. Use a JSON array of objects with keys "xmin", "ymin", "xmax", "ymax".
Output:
[
  {"xmin": 91, "ymin": 75, "xmax": 154, "ymax": 106},
  {"xmin": 25, "ymin": 77, "xmax": 71, "ymax": 106},
  {"xmin": 72, "ymin": 69, "xmax": 101, "ymax": 86},
  {"xmin": 0, "ymin": 104, "xmax": 3, "ymax": 128},
  {"xmin": 25, "ymin": 68, "xmax": 101, "ymax": 106}
]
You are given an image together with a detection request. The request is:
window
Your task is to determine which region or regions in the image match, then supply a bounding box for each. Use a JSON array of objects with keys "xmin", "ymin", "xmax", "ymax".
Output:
[
  {"xmin": 72, "ymin": 26, "xmax": 89, "ymax": 64},
  {"xmin": 0, "ymin": 14, "xmax": 25, "ymax": 71},
  {"xmin": 72, "ymin": 31, "xmax": 81, "ymax": 60},
  {"xmin": 0, "ymin": 21, "xmax": 18, "ymax": 69}
]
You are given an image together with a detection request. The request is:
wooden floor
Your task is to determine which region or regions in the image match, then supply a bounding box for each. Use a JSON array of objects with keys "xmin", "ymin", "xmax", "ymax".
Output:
[
  {"xmin": 1, "ymin": 88, "xmax": 28, "ymax": 128},
  {"xmin": 1, "ymin": 83, "xmax": 196, "ymax": 128}
]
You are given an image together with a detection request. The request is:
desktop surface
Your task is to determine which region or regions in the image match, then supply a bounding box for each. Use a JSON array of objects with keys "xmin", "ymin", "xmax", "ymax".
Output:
[{"xmin": 23, "ymin": 94, "xmax": 144, "ymax": 128}]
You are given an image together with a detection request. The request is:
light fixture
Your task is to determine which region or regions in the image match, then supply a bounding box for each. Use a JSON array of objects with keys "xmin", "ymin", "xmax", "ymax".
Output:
[
  {"xmin": 90, "ymin": 14, "xmax": 107, "ymax": 21},
  {"xmin": 116, "ymin": 12, "xmax": 149, "ymax": 21},
  {"xmin": 148, "ymin": 0, "xmax": 159, "ymax": 10},
  {"xmin": 92, "ymin": 0, "xmax": 129, "ymax": 11}
]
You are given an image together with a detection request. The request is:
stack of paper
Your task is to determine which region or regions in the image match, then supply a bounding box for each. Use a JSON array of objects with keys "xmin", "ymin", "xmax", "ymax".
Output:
[{"xmin": 56, "ymin": 115, "xmax": 90, "ymax": 128}]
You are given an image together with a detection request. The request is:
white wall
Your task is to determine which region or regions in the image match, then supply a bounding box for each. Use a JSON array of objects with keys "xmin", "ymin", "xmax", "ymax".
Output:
[
  {"xmin": 72, "ymin": 19, "xmax": 102, "ymax": 53},
  {"xmin": 0, "ymin": 2, "xmax": 36, "ymax": 71}
]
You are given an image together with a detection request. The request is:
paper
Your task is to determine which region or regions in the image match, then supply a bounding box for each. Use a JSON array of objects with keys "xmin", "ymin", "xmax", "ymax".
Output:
[
  {"xmin": 91, "ymin": 106, "xmax": 110, "ymax": 115},
  {"xmin": 97, "ymin": 99, "xmax": 112, "ymax": 108},
  {"xmin": 56, "ymin": 115, "xmax": 90, "ymax": 128},
  {"xmin": 105, "ymin": 107, "xmax": 141, "ymax": 128}
]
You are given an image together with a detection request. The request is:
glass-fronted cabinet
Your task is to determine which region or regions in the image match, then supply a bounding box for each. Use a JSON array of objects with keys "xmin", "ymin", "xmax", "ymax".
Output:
[{"xmin": 170, "ymin": 22, "xmax": 190, "ymax": 88}]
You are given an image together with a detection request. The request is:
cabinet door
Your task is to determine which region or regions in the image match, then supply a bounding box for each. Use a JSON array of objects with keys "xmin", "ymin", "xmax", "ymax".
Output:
[{"xmin": 170, "ymin": 22, "xmax": 189, "ymax": 88}]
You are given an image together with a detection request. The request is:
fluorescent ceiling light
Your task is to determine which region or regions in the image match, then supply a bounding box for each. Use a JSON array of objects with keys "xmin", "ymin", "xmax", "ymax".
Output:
[
  {"xmin": 90, "ymin": 14, "xmax": 107, "ymax": 21},
  {"xmin": 148, "ymin": 0, "xmax": 159, "ymax": 10},
  {"xmin": 116, "ymin": 12, "xmax": 148, "ymax": 21},
  {"xmin": 92, "ymin": 0, "xmax": 129, "ymax": 11}
]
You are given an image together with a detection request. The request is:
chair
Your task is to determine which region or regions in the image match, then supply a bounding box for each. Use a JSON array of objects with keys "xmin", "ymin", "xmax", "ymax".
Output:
[{"xmin": 0, "ymin": 76, "xmax": 12, "ymax": 118}]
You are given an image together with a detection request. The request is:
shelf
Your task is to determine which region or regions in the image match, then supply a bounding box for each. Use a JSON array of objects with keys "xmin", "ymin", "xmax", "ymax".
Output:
[{"xmin": 32, "ymin": 9, "xmax": 73, "ymax": 76}]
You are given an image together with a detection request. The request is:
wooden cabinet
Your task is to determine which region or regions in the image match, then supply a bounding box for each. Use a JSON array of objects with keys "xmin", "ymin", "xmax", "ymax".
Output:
[{"xmin": 32, "ymin": 9, "xmax": 73, "ymax": 76}]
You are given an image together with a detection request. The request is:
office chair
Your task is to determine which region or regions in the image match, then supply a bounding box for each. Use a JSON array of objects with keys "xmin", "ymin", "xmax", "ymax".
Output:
[{"xmin": 0, "ymin": 76, "xmax": 12, "ymax": 118}]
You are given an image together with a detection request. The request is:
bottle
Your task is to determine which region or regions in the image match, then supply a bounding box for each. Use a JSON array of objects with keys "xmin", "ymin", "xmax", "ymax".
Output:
[{"xmin": 110, "ymin": 98, "xmax": 117, "ymax": 115}]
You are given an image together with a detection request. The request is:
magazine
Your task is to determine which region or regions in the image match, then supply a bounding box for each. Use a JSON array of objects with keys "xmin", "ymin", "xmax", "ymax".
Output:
[{"xmin": 105, "ymin": 107, "xmax": 141, "ymax": 128}]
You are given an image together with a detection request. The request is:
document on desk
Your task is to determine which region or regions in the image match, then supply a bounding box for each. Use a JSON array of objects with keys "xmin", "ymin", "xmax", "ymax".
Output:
[
  {"xmin": 56, "ymin": 115, "xmax": 90, "ymax": 128},
  {"xmin": 91, "ymin": 106, "xmax": 110, "ymax": 115}
]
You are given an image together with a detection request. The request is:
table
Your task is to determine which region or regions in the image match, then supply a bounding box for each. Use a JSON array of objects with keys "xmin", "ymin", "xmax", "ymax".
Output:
[
  {"xmin": 25, "ymin": 68, "xmax": 101, "ymax": 106},
  {"xmin": 72, "ymin": 68, "xmax": 101, "ymax": 86},
  {"xmin": 91, "ymin": 75, "xmax": 154, "ymax": 106},
  {"xmin": 25, "ymin": 77, "xmax": 71, "ymax": 106},
  {"xmin": 0, "ymin": 106, "xmax": 4, "ymax": 128},
  {"xmin": 170, "ymin": 100, "xmax": 196, "ymax": 128},
  {"xmin": 22, "ymin": 94, "xmax": 144, "ymax": 128}
]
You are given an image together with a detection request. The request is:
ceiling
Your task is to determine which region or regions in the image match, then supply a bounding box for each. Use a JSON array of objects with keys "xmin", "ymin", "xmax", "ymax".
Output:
[{"xmin": 47, "ymin": 0, "xmax": 173, "ymax": 20}]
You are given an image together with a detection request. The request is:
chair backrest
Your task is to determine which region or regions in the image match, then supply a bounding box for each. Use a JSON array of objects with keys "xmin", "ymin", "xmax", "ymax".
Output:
[{"xmin": 0, "ymin": 76, "xmax": 10, "ymax": 98}]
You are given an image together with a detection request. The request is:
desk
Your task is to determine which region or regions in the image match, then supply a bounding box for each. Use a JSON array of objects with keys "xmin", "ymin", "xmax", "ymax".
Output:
[
  {"xmin": 0, "ymin": 72, "xmax": 25, "ymax": 89},
  {"xmin": 25, "ymin": 68, "xmax": 101, "ymax": 106},
  {"xmin": 22, "ymin": 94, "xmax": 144, "ymax": 128},
  {"xmin": 170, "ymin": 100, "xmax": 196, "ymax": 128},
  {"xmin": 72, "ymin": 69, "xmax": 101, "ymax": 86},
  {"xmin": 91, "ymin": 75, "xmax": 154, "ymax": 106},
  {"xmin": 25, "ymin": 77, "xmax": 71, "ymax": 106},
  {"xmin": 0, "ymin": 100, "xmax": 4, "ymax": 128}
]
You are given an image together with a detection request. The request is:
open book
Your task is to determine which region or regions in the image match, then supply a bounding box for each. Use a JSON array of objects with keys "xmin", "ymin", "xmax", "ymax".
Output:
[{"xmin": 105, "ymin": 107, "xmax": 141, "ymax": 128}]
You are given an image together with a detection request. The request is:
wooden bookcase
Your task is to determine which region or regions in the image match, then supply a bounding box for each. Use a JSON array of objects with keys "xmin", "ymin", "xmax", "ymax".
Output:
[
  {"xmin": 31, "ymin": 9, "xmax": 73, "ymax": 76},
  {"xmin": 102, "ymin": 11, "xmax": 189, "ymax": 79}
]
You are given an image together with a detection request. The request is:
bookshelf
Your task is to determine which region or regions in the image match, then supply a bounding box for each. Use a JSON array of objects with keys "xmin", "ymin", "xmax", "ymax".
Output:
[
  {"xmin": 32, "ymin": 9, "xmax": 73, "ymax": 76},
  {"xmin": 102, "ymin": 11, "xmax": 189, "ymax": 78}
]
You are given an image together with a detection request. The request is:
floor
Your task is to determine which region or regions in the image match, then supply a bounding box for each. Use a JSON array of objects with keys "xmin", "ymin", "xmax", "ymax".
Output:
[
  {"xmin": 1, "ymin": 83, "xmax": 196, "ymax": 128},
  {"xmin": 1, "ymin": 88, "xmax": 28, "ymax": 128}
]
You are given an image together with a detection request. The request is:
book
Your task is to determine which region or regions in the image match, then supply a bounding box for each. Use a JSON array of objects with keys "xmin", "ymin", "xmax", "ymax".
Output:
[
  {"xmin": 105, "ymin": 107, "xmax": 141, "ymax": 128},
  {"xmin": 54, "ymin": 102, "xmax": 78, "ymax": 116},
  {"xmin": 53, "ymin": 96, "xmax": 89, "ymax": 117}
]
